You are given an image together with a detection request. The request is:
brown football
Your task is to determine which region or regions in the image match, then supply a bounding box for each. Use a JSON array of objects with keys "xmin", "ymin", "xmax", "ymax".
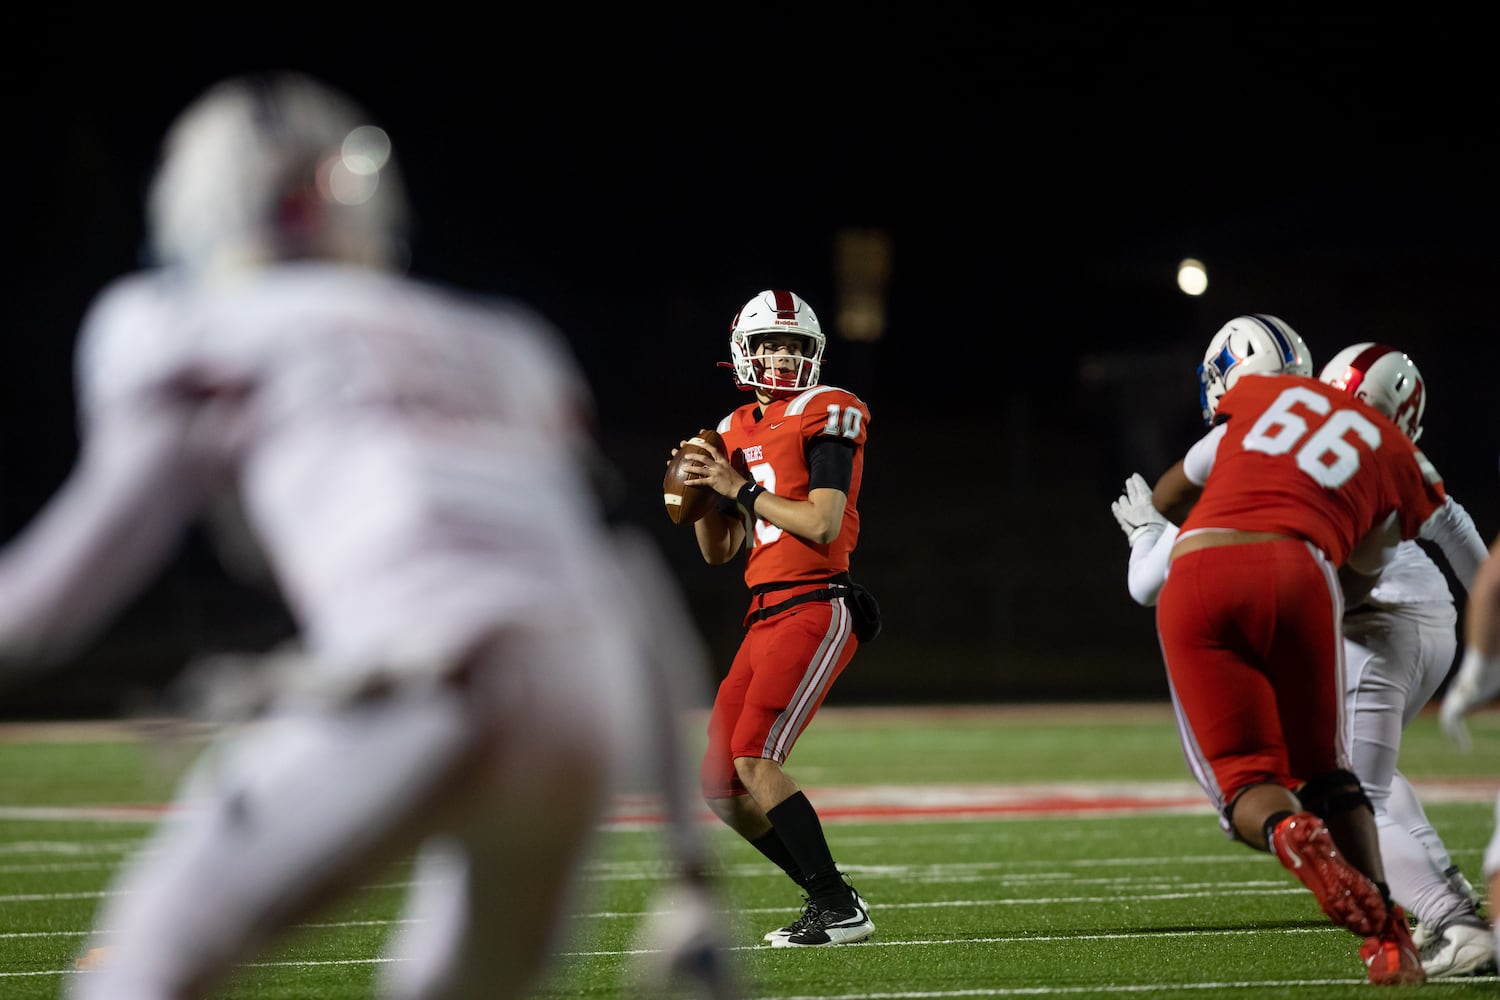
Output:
[{"xmin": 664, "ymin": 428, "xmax": 725, "ymax": 525}]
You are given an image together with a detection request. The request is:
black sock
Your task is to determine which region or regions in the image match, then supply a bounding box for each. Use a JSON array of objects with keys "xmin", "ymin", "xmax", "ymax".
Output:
[
  {"xmin": 748, "ymin": 829, "xmax": 805, "ymax": 888},
  {"xmin": 1263, "ymin": 810, "xmax": 1295, "ymax": 852},
  {"xmin": 767, "ymin": 792, "xmax": 849, "ymax": 906}
]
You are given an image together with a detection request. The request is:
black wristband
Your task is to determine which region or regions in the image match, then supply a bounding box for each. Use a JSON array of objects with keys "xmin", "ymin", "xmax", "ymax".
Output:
[{"xmin": 737, "ymin": 482, "xmax": 764, "ymax": 516}]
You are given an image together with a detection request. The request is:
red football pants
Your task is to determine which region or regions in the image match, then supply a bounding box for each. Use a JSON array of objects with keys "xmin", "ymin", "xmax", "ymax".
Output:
[
  {"xmin": 701, "ymin": 597, "xmax": 858, "ymax": 799},
  {"xmin": 1155, "ymin": 539, "xmax": 1349, "ymax": 817}
]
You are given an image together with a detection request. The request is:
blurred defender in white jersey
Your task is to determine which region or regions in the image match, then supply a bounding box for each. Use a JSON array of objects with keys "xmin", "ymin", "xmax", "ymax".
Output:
[{"xmin": 0, "ymin": 73, "xmax": 734, "ymax": 999}]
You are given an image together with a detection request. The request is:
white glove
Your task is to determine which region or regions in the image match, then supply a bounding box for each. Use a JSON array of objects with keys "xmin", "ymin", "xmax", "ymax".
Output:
[
  {"xmin": 1439, "ymin": 648, "xmax": 1500, "ymax": 751},
  {"xmin": 1112, "ymin": 472, "xmax": 1169, "ymax": 546}
]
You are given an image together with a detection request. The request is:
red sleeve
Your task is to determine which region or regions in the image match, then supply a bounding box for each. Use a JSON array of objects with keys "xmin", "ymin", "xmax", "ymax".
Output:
[{"xmin": 795, "ymin": 387, "xmax": 869, "ymax": 448}]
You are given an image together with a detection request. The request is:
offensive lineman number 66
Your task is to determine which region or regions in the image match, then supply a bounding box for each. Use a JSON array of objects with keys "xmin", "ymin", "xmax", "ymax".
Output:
[{"xmin": 1242, "ymin": 386, "xmax": 1387, "ymax": 490}]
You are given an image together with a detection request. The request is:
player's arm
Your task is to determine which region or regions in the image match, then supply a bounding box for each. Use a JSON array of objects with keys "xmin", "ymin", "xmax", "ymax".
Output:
[
  {"xmin": 1151, "ymin": 460, "xmax": 1201, "ymax": 525},
  {"xmin": 1110, "ymin": 472, "xmax": 1176, "ymax": 607},
  {"xmin": 1440, "ymin": 531, "xmax": 1500, "ymax": 748},
  {"xmin": 693, "ymin": 506, "xmax": 745, "ymax": 565},
  {"xmin": 749, "ymin": 436, "xmax": 851, "ymax": 545},
  {"xmin": 0, "ymin": 399, "xmax": 209, "ymax": 671},
  {"xmin": 685, "ymin": 436, "xmax": 851, "ymax": 548},
  {"xmin": 1418, "ymin": 494, "xmax": 1488, "ymax": 593},
  {"xmin": 1124, "ymin": 450, "xmax": 1204, "ymax": 604},
  {"xmin": 693, "ymin": 469, "xmax": 845, "ymax": 552},
  {"xmin": 1119, "ymin": 425, "xmax": 1224, "ymax": 605},
  {"xmin": 1465, "ymin": 531, "xmax": 1500, "ymax": 657},
  {"xmin": 756, "ymin": 486, "xmax": 847, "ymax": 545},
  {"xmin": 1151, "ymin": 422, "xmax": 1224, "ymax": 523}
]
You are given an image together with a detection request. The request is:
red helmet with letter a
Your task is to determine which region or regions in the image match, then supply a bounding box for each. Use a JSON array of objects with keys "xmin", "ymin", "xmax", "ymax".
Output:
[
  {"xmin": 1318, "ymin": 342, "xmax": 1426, "ymax": 442},
  {"xmin": 726, "ymin": 289, "xmax": 825, "ymax": 397}
]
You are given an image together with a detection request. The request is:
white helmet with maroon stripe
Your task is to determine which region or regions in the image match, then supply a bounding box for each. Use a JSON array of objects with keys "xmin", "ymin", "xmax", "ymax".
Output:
[
  {"xmin": 1318, "ymin": 342, "xmax": 1426, "ymax": 442},
  {"xmin": 727, "ymin": 289, "xmax": 825, "ymax": 397},
  {"xmin": 1197, "ymin": 313, "xmax": 1312, "ymax": 425},
  {"xmin": 147, "ymin": 72, "xmax": 410, "ymax": 277}
]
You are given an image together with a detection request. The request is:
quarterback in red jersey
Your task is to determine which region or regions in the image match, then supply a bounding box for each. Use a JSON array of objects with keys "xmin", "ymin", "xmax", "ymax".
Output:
[
  {"xmin": 672, "ymin": 288, "xmax": 877, "ymax": 947},
  {"xmin": 1144, "ymin": 320, "xmax": 1447, "ymax": 985}
]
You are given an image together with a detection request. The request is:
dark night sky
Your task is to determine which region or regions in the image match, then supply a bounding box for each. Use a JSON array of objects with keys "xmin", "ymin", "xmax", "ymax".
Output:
[
  {"xmin": 3, "ymin": 15, "xmax": 1499, "ymax": 709},
  {"xmin": 9, "ymin": 17, "xmax": 1500, "ymax": 503}
]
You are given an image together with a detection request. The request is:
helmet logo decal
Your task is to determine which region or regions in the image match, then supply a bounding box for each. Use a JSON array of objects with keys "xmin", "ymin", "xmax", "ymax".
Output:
[
  {"xmin": 1394, "ymin": 377, "xmax": 1424, "ymax": 435},
  {"xmin": 1197, "ymin": 313, "xmax": 1310, "ymax": 427},
  {"xmin": 1210, "ymin": 344, "xmax": 1239, "ymax": 379}
]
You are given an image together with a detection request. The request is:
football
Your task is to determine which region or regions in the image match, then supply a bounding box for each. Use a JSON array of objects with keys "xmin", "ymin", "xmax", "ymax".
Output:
[{"xmin": 664, "ymin": 428, "xmax": 725, "ymax": 525}]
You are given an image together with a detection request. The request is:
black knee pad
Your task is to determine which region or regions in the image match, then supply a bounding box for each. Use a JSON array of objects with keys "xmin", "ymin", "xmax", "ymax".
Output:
[{"xmin": 1298, "ymin": 769, "xmax": 1372, "ymax": 819}]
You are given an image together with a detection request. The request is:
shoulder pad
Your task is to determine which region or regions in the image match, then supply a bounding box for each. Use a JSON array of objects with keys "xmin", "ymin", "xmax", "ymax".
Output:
[{"xmin": 782, "ymin": 384, "xmax": 867, "ymax": 416}]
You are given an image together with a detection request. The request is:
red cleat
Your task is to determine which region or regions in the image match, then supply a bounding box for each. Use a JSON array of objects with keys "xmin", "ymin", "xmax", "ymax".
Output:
[
  {"xmin": 1361, "ymin": 906, "xmax": 1426, "ymax": 986},
  {"xmin": 1270, "ymin": 812, "xmax": 1387, "ymax": 937}
]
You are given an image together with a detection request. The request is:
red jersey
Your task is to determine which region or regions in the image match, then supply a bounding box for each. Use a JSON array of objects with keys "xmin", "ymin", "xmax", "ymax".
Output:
[
  {"xmin": 1180, "ymin": 374, "xmax": 1446, "ymax": 566},
  {"xmin": 716, "ymin": 384, "xmax": 869, "ymax": 588}
]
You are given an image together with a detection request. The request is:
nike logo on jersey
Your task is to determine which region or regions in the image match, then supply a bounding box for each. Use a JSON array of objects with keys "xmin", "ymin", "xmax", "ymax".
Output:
[{"xmin": 769, "ymin": 421, "xmax": 786, "ymax": 429}]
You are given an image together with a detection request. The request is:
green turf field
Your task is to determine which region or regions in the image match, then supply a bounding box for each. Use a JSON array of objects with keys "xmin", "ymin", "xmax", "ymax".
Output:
[{"xmin": 1, "ymin": 703, "xmax": 1496, "ymax": 998}]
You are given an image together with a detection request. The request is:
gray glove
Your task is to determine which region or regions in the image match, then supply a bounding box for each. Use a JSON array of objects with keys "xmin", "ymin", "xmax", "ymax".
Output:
[
  {"xmin": 1111, "ymin": 472, "xmax": 1169, "ymax": 546},
  {"xmin": 1440, "ymin": 648, "xmax": 1500, "ymax": 751}
]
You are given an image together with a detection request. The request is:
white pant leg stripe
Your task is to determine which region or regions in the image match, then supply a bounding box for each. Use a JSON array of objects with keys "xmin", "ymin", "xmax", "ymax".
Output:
[
  {"xmin": 1304, "ymin": 540, "xmax": 1351, "ymax": 770},
  {"xmin": 1166, "ymin": 673, "xmax": 1224, "ymax": 815},
  {"xmin": 763, "ymin": 599, "xmax": 853, "ymax": 761}
]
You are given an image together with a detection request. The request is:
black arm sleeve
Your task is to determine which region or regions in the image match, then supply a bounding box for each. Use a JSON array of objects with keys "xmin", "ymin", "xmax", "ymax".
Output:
[{"xmin": 807, "ymin": 436, "xmax": 854, "ymax": 493}]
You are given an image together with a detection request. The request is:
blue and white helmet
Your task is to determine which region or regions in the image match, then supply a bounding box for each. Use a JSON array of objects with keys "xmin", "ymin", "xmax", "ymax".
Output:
[{"xmin": 1197, "ymin": 314, "xmax": 1312, "ymax": 425}]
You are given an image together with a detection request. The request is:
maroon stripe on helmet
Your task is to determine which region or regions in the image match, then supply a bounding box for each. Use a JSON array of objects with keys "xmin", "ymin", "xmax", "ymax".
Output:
[
  {"xmin": 772, "ymin": 290, "xmax": 797, "ymax": 319},
  {"xmin": 1338, "ymin": 344, "xmax": 1399, "ymax": 396}
]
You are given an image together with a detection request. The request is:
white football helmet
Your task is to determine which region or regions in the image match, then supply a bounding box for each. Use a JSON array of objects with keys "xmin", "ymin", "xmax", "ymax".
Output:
[
  {"xmin": 146, "ymin": 72, "xmax": 410, "ymax": 277},
  {"xmin": 1197, "ymin": 314, "xmax": 1312, "ymax": 425},
  {"xmin": 1318, "ymin": 342, "xmax": 1426, "ymax": 441},
  {"xmin": 726, "ymin": 289, "xmax": 825, "ymax": 396}
]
